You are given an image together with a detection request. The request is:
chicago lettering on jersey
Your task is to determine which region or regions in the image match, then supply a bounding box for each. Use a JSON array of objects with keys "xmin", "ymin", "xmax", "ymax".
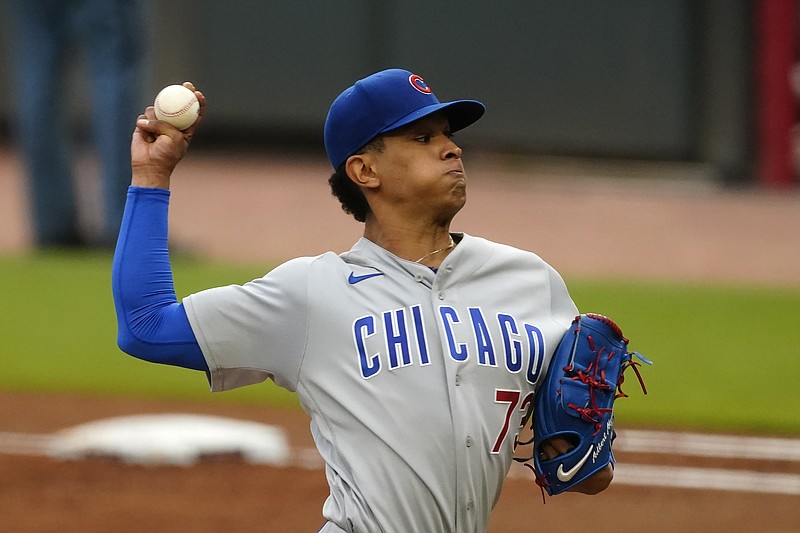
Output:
[{"xmin": 352, "ymin": 305, "xmax": 545, "ymax": 382}]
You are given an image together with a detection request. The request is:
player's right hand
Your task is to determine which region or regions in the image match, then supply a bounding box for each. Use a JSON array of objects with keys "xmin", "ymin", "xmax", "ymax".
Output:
[{"xmin": 131, "ymin": 82, "xmax": 206, "ymax": 189}]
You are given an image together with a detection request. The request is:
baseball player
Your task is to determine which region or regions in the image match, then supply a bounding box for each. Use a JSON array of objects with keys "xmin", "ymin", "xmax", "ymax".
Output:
[{"xmin": 112, "ymin": 69, "xmax": 611, "ymax": 533}]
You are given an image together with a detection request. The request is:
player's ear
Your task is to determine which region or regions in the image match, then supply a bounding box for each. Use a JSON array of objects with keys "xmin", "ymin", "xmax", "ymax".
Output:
[{"xmin": 345, "ymin": 153, "xmax": 380, "ymax": 190}]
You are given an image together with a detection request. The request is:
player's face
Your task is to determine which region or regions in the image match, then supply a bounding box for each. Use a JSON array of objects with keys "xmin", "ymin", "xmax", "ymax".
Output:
[{"xmin": 372, "ymin": 113, "xmax": 467, "ymax": 221}]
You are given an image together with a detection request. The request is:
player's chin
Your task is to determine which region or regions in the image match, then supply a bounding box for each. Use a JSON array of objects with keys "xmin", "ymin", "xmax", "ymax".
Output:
[
  {"xmin": 435, "ymin": 193, "xmax": 466, "ymax": 223},
  {"xmin": 447, "ymin": 188, "xmax": 467, "ymax": 210}
]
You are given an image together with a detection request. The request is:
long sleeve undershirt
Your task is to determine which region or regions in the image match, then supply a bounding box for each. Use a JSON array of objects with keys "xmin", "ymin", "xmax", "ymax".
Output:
[{"xmin": 111, "ymin": 186, "xmax": 208, "ymax": 371}]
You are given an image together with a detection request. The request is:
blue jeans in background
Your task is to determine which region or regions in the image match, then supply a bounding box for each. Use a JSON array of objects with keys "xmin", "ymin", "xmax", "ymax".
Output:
[{"xmin": 9, "ymin": 0, "xmax": 146, "ymax": 247}]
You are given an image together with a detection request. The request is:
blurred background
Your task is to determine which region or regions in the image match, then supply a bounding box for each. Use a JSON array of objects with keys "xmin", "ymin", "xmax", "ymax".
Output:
[
  {"xmin": 0, "ymin": 0, "xmax": 797, "ymax": 191},
  {"xmin": 0, "ymin": 0, "xmax": 798, "ymax": 426},
  {"xmin": 0, "ymin": 2, "xmax": 799, "ymax": 531}
]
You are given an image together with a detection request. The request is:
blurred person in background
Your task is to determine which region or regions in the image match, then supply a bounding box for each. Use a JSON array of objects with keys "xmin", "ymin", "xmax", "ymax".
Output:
[{"xmin": 7, "ymin": 0, "xmax": 147, "ymax": 248}]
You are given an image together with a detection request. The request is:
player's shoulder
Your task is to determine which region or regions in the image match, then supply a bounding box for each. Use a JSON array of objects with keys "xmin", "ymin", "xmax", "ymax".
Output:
[
  {"xmin": 461, "ymin": 233, "xmax": 552, "ymax": 267},
  {"xmin": 267, "ymin": 252, "xmax": 347, "ymax": 279}
]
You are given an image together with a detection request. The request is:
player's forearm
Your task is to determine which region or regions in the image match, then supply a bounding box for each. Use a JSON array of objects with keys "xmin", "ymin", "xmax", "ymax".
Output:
[{"xmin": 112, "ymin": 186, "xmax": 207, "ymax": 371}]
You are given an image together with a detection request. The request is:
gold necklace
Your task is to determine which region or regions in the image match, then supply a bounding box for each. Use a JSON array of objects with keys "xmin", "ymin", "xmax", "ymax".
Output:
[{"xmin": 414, "ymin": 236, "xmax": 456, "ymax": 264}]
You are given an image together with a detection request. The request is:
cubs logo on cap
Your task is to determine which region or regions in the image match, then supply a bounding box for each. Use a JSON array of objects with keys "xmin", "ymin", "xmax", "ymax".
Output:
[
  {"xmin": 409, "ymin": 74, "xmax": 432, "ymax": 94},
  {"xmin": 324, "ymin": 68, "xmax": 485, "ymax": 169}
]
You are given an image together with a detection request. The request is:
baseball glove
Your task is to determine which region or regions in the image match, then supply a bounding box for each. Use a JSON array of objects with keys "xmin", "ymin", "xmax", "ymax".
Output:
[{"xmin": 523, "ymin": 313, "xmax": 651, "ymax": 497}]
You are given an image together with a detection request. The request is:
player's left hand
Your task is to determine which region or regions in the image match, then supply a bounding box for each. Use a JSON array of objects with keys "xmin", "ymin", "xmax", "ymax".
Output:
[
  {"xmin": 526, "ymin": 313, "xmax": 652, "ymax": 497},
  {"xmin": 131, "ymin": 82, "xmax": 206, "ymax": 189},
  {"xmin": 537, "ymin": 436, "xmax": 613, "ymax": 494}
]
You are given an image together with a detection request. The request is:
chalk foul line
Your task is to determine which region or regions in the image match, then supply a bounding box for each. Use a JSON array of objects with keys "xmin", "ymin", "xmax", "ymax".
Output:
[{"xmin": 1, "ymin": 429, "xmax": 799, "ymax": 495}]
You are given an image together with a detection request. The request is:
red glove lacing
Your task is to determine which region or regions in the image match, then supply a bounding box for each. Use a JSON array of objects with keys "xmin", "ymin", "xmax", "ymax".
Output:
[{"xmin": 565, "ymin": 335, "xmax": 614, "ymax": 435}]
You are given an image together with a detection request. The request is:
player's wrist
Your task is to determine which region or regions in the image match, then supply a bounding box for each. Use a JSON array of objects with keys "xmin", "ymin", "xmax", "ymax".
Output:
[{"xmin": 132, "ymin": 167, "xmax": 171, "ymax": 189}]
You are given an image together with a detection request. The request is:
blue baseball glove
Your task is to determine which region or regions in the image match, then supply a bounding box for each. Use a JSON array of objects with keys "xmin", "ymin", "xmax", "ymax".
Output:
[{"xmin": 529, "ymin": 313, "xmax": 651, "ymax": 496}]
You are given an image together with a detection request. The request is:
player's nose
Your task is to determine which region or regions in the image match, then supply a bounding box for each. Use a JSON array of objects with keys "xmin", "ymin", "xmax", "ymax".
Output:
[{"xmin": 443, "ymin": 138, "xmax": 462, "ymax": 160}]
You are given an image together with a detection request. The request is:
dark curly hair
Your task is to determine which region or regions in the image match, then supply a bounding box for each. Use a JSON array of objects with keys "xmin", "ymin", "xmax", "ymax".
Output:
[{"xmin": 328, "ymin": 137, "xmax": 385, "ymax": 222}]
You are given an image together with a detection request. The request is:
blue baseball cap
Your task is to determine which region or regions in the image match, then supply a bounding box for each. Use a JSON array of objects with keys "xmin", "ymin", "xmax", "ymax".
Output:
[{"xmin": 324, "ymin": 68, "xmax": 486, "ymax": 169}]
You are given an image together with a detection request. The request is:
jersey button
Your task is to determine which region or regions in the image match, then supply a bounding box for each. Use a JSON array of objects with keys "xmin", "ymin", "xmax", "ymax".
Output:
[
  {"xmin": 455, "ymin": 375, "xmax": 462, "ymax": 386},
  {"xmin": 437, "ymin": 292, "xmax": 445, "ymax": 300},
  {"xmin": 466, "ymin": 436, "xmax": 473, "ymax": 447},
  {"xmin": 466, "ymin": 500, "xmax": 474, "ymax": 511},
  {"xmin": 414, "ymin": 274, "xmax": 424, "ymax": 282}
]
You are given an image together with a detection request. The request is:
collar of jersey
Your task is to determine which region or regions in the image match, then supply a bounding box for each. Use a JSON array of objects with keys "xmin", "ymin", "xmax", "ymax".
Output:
[{"xmin": 343, "ymin": 234, "xmax": 465, "ymax": 281}]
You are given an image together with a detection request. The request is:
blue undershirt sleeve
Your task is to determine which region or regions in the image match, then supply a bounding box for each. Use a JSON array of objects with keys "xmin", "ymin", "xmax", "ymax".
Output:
[{"xmin": 111, "ymin": 186, "xmax": 208, "ymax": 371}]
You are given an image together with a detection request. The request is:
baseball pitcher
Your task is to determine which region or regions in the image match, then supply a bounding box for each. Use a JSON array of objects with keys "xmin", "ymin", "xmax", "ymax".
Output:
[{"xmin": 113, "ymin": 69, "xmax": 636, "ymax": 533}]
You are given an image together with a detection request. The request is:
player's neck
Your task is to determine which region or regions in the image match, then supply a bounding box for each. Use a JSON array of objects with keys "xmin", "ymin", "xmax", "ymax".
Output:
[{"xmin": 363, "ymin": 218, "xmax": 455, "ymax": 266}]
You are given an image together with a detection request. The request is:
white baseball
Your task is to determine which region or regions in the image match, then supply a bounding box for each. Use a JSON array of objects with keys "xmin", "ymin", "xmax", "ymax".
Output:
[{"xmin": 153, "ymin": 84, "xmax": 200, "ymax": 130}]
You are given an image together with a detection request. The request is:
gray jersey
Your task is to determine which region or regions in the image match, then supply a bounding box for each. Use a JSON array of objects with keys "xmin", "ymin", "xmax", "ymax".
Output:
[{"xmin": 183, "ymin": 233, "xmax": 578, "ymax": 533}]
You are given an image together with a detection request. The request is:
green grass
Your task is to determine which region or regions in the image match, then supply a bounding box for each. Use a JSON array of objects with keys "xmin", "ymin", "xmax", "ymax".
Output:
[
  {"xmin": 566, "ymin": 277, "xmax": 800, "ymax": 435},
  {"xmin": 1, "ymin": 251, "xmax": 799, "ymax": 435},
  {"xmin": 0, "ymin": 250, "xmax": 298, "ymax": 408}
]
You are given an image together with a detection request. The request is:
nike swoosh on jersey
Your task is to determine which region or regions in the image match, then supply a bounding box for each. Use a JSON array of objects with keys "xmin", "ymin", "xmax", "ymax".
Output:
[
  {"xmin": 556, "ymin": 445, "xmax": 594, "ymax": 482},
  {"xmin": 348, "ymin": 272, "xmax": 385, "ymax": 284}
]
